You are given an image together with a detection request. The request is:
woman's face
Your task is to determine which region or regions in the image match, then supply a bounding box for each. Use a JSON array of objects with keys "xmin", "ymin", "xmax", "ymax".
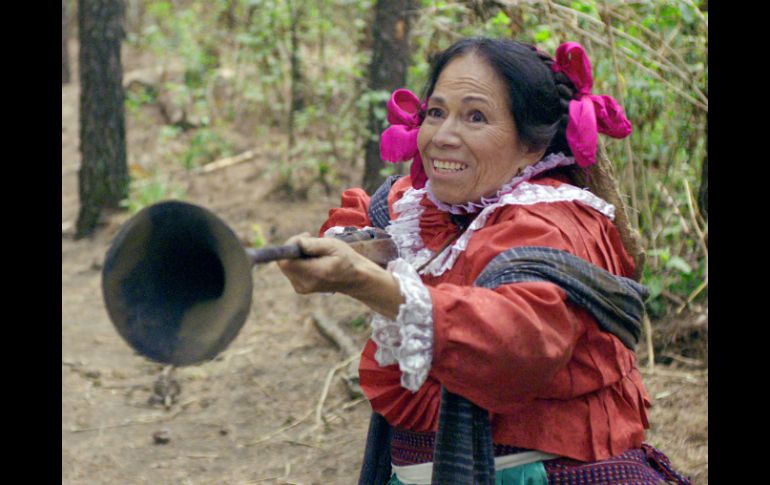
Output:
[{"xmin": 417, "ymin": 54, "xmax": 543, "ymax": 205}]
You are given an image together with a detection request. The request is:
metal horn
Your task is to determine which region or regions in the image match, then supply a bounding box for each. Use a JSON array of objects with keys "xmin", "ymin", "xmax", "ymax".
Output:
[{"xmin": 101, "ymin": 200, "xmax": 396, "ymax": 366}]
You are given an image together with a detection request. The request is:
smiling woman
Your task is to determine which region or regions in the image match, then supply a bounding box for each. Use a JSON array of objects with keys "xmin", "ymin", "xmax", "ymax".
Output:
[{"xmin": 276, "ymin": 37, "xmax": 692, "ymax": 485}]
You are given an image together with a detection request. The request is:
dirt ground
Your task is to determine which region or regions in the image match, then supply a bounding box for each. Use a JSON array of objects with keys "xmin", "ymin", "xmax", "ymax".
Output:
[{"xmin": 61, "ymin": 41, "xmax": 708, "ymax": 485}]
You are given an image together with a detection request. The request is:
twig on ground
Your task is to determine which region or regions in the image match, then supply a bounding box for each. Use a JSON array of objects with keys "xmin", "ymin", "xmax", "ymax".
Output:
[
  {"xmin": 641, "ymin": 367, "xmax": 706, "ymax": 384},
  {"xmin": 242, "ymin": 408, "xmax": 314, "ymax": 447},
  {"xmin": 318, "ymin": 396, "xmax": 368, "ymax": 428},
  {"xmin": 68, "ymin": 398, "xmax": 200, "ymax": 433},
  {"xmin": 661, "ymin": 352, "xmax": 705, "ymax": 368},
  {"xmin": 654, "ymin": 386, "xmax": 684, "ymax": 401},
  {"xmin": 282, "ymin": 439, "xmax": 322, "ymax": 449},
  {"xmin": 315, "ymin": 354, "xmax": 359, "ymax": 429},
  {"xmin": 311, "ymin": 310, "xmax": 363, "ymax": 397},
  {"xmin": 311, "ymin": 310, "xmax": 360, "ymax": 358},
  {"xmin": 244, "ymin": 461, "xmax": 291, "ymax": 484},
  {"xmin": 340, "ymin": 395, "xmax": 367, "ymax": 411}
]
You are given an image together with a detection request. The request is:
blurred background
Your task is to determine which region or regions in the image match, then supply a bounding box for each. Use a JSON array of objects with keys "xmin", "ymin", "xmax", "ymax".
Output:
[{"xmin": 62, "ymin": 1, "xmax": 707, "ymax": 483}]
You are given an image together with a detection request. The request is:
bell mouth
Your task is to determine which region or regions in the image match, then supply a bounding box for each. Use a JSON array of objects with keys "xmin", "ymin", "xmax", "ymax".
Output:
[{"xmin": 101, "ymin": 201, "xmax": 253, "ymax": 365}]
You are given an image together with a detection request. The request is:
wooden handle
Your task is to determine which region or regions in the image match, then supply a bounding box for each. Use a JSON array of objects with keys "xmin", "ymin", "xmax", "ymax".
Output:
[
  {"xmin": 244, "ymin": 235, "xmax": 398, "ymax": 268},
  {"xmin": 246, "ymin": 244, "xmax": 304, "ymax": 264}
]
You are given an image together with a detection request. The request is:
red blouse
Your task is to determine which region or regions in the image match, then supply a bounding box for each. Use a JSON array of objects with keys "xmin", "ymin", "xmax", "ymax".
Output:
[{"xmin": 319, "ymin": 175, "xmax": 651, "ymax": 463}]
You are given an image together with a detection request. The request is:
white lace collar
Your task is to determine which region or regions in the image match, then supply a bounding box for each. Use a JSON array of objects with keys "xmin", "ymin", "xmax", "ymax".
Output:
[{"xmin": 386, "ymin": 168, "xmax": 616, "ymax": 277}]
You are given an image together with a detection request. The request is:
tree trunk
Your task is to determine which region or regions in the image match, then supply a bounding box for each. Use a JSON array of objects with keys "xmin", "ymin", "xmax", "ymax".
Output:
[
  {"xmin": 697, "ymin": 119, "xmax": 707, "ymax": 222},
  {"xmin": 362, "ymin": 0, "xmax": 415, "ymax": 195},
  {"xmin": 76, "ymin": 0, "xmax": 128, "ymax": 238},
  {"xmin": 62, "ymin": 0, "xmax": 70, "ymax": 84},
  {"xmin": 287, "ymin": 0, "xmax": 305, "ymax": 160}
]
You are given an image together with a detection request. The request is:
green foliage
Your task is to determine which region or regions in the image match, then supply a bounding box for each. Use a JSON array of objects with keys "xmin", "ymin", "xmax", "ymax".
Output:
[
  {"xmin": 408, "ymin": 0, "xmax": 707, "ymax": 319},
  {"xmin": 181, "ymin": 127, "xmax": 233, "ymax": 170},
  {"xmin": 121, "ymin": 175, "xmax": 187, "ymax": 215},
  {"xmin": 250, "ymin": 223, "xmax": 266, "ymax": 248},
  {"xmin": 125, "ymin": 85, "xmax": 157, "ymax": 114},
  {"xmin": 122, "ymin": 0, "xmax": 707, "ymax": 320}
]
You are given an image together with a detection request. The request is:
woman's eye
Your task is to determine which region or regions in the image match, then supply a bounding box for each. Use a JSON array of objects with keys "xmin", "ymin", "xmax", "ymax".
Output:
[
  {"xmin": 469, "ymin": 110, "xmax": 487, "ymax": 123},
  {"xmin": 426, "ymin": 107, "xmax": 444, "ymax": 118}
]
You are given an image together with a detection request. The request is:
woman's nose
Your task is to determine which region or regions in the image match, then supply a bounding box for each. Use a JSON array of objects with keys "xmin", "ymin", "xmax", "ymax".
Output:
[{"xmin": 432, "ymin": 118, "xmax": 461, "ymax": 148}]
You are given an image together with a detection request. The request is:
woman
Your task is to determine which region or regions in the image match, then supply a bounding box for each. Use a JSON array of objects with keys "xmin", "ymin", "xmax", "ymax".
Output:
[{"xmin": 278, "ymin": 38, "xmax": 690, "ymax": 485}]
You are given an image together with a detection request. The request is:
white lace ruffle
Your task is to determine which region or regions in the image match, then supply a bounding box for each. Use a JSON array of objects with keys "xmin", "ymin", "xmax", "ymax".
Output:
[
  {"xmin": 322, "ymin": 225, "xmax": 377, "ymax": 238},
  {"xmin": 387, "ymin": 188, "xmax": 435, "ymax": 270},
  {"xmin": 419, "ymin": 181, "xmax": 615, "ymax": 276},
  {"xmin": 386, "ymin": 179, "xmax": 616, "ymax": 277},
  {"xmin": 370, "ymin": 258, "xmax": 434, "ymax": 392}
]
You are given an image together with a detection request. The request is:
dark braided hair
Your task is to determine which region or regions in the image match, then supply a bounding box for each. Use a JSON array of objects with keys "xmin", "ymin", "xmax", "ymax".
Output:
[
  {"xmin": 528, "ymin": 45, "xmax": 578, "ymax": 157},
  {"xmin": 420, "ymin": 37, "xmax": 582, "ymax": 182}
]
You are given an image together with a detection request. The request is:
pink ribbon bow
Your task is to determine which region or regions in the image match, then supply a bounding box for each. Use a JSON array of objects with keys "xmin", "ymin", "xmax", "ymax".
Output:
[
  {"xmin": 379, "ymin": 88, "xmax": 428, "ymax": 189},
  {"xmin": 551, "ymin": 42, "xmax": 632, "ymax": 168}
]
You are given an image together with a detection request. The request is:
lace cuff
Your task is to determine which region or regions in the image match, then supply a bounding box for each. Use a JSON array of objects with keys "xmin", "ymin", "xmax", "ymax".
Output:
[
  {"xmin": 322, "ymin": 225, "xmax": 376, "ymax": 238},
  {"xmin": 370, "ymin": 258, "xmax": 434, "ymax": 392}
]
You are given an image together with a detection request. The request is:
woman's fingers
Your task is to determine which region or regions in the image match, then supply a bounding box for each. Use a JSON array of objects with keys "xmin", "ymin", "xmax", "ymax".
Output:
[
  {"xmin": 294, "ymin": 235, "xmax": 349, "ymax": 258},
  {"xmin": 276, "ymin": 234, "xmax": 360, "ymax": 294}
]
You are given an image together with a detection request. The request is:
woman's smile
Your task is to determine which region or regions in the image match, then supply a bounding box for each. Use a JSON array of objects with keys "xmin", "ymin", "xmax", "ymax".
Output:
[{"xmin": 431, "ymin": 158, "xmax": 469, "ymax": 174}]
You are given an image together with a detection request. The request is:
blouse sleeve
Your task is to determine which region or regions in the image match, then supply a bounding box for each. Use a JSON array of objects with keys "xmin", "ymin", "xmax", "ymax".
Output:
[{"xmin": 318, "ymin": 188, "xmax": 372, "ymax": 236}]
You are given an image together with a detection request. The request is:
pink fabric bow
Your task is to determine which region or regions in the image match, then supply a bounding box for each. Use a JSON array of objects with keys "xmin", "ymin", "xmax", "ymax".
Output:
[
  {"xmin": 551, "ymin": 42, "xmax": 632, "ymax": 168},
  {"xmin": 380, "ymin": 88, "xmax": 428, "ymax": 189}
]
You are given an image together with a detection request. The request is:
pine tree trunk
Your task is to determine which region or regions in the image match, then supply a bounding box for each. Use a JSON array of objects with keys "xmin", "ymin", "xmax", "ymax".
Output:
[
  {"xmin": 287, "ymin": 0, "xmax": 305, "ymax": 160},
  {"xmin": 362, "ymin": 0, "xmax": 415, "ymax": 195},
  {"xmin": 62, "ymin": 0, "xmax": 70, "ymax": 84},
  {"xmin": 697, "ymin": 120, "xmax": 707, "ymax": 222},
  {"xmin": 76, "ymin": 0, "xmax": 128, "ymax": 238}
]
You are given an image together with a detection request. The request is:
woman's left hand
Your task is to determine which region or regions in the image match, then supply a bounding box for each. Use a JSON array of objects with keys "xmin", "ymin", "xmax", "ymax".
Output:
[{"xmin": 276, "ymin": 233, "xmax": 404, "ymax": 319}]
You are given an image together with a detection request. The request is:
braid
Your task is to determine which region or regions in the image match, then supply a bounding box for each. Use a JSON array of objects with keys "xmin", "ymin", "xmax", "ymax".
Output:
[
  {"xmin": 521, "ymin": 45, "xmax": 583, "ymax": 186},
  {"xmin": 528, "ymin": 46, "xmax": 576, "ymax": 156}
]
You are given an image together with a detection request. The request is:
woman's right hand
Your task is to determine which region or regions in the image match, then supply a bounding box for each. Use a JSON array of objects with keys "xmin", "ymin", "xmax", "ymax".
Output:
[{"xmin": 276, "ymin": 233, "xmax": 405, "ymax": 319}]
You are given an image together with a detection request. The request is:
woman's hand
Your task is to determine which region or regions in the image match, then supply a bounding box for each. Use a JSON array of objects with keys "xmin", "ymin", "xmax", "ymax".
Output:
[{"xmin": 276, "ymin": 233, "xmax": 405, "ymax": 319}]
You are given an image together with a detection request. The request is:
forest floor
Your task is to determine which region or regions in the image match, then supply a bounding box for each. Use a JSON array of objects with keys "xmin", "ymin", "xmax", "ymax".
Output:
[{"xmin": 62, "ymin": 41, "xmax": 708, "ymax": 485}]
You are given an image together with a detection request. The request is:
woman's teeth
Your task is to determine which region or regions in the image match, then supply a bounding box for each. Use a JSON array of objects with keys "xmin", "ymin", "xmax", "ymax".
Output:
[{"xmin": 433, "ymin": 160, "xmax": 467, "ymax": 172}]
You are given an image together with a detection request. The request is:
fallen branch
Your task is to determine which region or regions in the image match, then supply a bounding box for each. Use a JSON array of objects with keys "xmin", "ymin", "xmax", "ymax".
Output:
[
  {"xmin": 315, "ymin": 355, "xmax": 359, "ymax": 429},
  {"xmin": 660, "ymin": 352, "xmax": 705, "ymax": 368},
  {"xmin": 311, "ymin": 310, "xmax": 360, "ymax": 358},
  {"xmin": 311, "ymin": 310, "xmax": 363, "ymax": 398},
  {"xmin": 191, "ymin": 148, "xmax": 260, "ymax": 175},
  {"xmin": 640, "ymin": 367, "xmax": 706, "ymax": 384}
]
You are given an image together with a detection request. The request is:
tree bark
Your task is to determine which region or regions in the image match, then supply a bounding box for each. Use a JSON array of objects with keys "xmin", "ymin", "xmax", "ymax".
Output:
[
  {"xmin": 76, "ymin": 0, "xmax": 128, "ymax": 238},
  {"xmin": 697, "ymin": 120, "xmax": 707, "ymax": 222},
  {"xmin": 63, "ymin": 0, "xmax": 71, "ymax": 84},
  {"xmin": 362, "ymin": 0, "xmax": 416, "ymax": 195},
  {"xmin": 287, "ymin": 0, "xmax": 305, "ymax": 160}
]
